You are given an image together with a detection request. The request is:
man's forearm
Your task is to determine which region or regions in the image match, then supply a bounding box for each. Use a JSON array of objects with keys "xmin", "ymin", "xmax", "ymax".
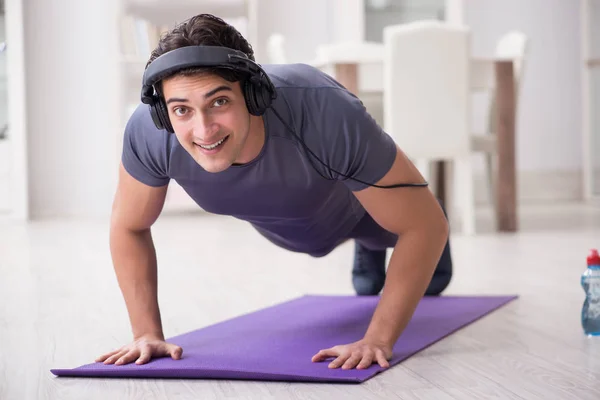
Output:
[
  {"xmin": 110, "ymin": 226, "xmax": 164, "ymax": 340},
  {"xmin": 363, "ymin": 227, "xmax": 448, "ymax": 347}
]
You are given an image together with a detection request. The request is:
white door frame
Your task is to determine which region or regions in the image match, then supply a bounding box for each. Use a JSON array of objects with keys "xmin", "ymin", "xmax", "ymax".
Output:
[{"xmin": 3, "ymin": 0, "xmax": 28, "ymax": 220}]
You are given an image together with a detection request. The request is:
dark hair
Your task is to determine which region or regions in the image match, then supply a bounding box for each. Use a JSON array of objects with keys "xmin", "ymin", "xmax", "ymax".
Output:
[{"xmin": 146, "ymin": 14, "xmax": 254, "ymax": 85}]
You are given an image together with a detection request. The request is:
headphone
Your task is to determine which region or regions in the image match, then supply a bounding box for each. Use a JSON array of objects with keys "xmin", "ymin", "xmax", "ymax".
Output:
[
  {"xmin": 141, "ymin": 45, "xmax": 276, "ymax": 132},
  {"xmin": 141, "ymin": 45, "xmax": 428, "ymax": 190}
]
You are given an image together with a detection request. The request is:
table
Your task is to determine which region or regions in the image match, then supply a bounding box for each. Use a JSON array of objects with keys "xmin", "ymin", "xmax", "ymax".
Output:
[{"xmin": 316, "ymin": 53, "xmax": 518, "ymax": 233}]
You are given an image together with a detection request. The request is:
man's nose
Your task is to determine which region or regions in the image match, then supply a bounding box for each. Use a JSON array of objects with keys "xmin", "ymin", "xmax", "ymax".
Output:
[{"xmin": 193, "ymin": 115, "xmax": 218, "ymax": 139}]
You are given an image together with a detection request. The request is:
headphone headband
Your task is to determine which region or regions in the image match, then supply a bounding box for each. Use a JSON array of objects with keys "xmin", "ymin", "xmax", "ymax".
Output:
[
  {"xmin": 141, "ymin": 46, "xmax": 261, "ymax": 104},
  {"xmin": 140, "ymin": 45, "xmax": 276, "ymax": 132}
]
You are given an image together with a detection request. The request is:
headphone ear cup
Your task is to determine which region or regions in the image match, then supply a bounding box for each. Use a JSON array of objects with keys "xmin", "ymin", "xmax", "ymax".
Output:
[
  {"xmin": 244, "ymin": 74, "xmax": 273, "ymax": 116},
  {"xmin": 147, "ymin": 94, "xmax": 174, "ymax": 133},
  {"xmin": 156, "ymin": 98, "xmax": 174, "ymax": 133},
  {"xmin": 244, "ymin": 78, "xmax": 261, "ymax": 116},
  {"xmin": 258, "ymin": 76, "xmax": 274, "ymax": 111},
  {"xmin": 149, "ymin": 102, "xmax": 164, "ymax": 131}
]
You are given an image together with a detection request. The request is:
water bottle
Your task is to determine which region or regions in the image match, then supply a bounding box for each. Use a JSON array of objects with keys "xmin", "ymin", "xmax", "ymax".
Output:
[{"xmin": 581, "ymin": 248, "xmax": 600, "ymax": 336}]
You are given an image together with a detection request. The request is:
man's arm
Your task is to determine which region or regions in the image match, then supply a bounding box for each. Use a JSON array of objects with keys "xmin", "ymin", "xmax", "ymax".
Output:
[
  {"xmin": 110, "ymin": 162, "xmax": 168, "ymax": 339},
  {"xmin": 301, "ymin": 80, "xmax": 448, "ymax": 369},
  {"xmin": 355, "ymin": 145, "xmax": 449, "ymax": 345},
  {"xmin": 312, "ymin": 145, "xmax": 448, "ymax": 369},
  {"xmin": 96, "ymin": 163, "xmax": 182, "ymax": 366}
]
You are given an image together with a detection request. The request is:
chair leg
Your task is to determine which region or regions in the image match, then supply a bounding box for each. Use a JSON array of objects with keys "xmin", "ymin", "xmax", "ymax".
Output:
[{"xmin": 455, "ymin": 156, "xmax": 476, "ymax": 235}]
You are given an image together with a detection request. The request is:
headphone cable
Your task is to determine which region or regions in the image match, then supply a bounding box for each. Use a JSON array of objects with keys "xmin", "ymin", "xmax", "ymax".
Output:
[{"xmin": 269, "ymin": 106, "xmax": 429, "ymax": 190}]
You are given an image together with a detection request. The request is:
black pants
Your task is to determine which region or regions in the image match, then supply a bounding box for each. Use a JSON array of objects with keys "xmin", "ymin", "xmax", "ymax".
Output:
[{"xmin": 346, "ymin": 199, "xmax": 452, "ymax": 295}]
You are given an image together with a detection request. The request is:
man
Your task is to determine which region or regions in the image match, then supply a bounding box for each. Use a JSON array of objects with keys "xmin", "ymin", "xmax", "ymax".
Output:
[{"xmin": 96, "ymin": 13, "xmax": 452, "ymax": 371}]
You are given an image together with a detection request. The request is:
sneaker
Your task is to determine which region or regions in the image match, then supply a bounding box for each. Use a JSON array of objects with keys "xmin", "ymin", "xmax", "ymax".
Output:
[{"xmin": 352, "ymin": 241, "xmax": 387, "ymax": 296}]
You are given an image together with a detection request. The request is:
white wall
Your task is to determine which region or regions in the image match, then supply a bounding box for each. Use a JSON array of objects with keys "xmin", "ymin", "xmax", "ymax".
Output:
[
  {"xmin": 322, "ymin": 0, "xmax": 586, "ymax": 202},
  {"xmin": 0, "ymin": 17, "xmax": 7, "ymax": 136},
  {"xmin": 464, "ymin": 0, "xmax": 583, "ymax": 173},
  {"xmin": 16, "ymin": 0, "xmax": 588, "ymax": 220},
  {"xmin": 364, "ymin": 0, "xmax": 584, "ymax": 177},
  {"xmin": 0, "ymin": 15, "xmax": 8, "ymax": 212},
  {"xmin": 19, "ymin": 0, "xmax": 336, "ymax": 219},
  {"xmin": 24, "ymin": 0, "xmax": 122, "ymax": 219}
]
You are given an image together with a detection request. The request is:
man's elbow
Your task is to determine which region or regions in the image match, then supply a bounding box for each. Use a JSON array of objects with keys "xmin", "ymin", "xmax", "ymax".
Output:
[
  {"xmin": 428, "ymin": 204, "xmax": 450, "ymax": 249},
  {"xmin": 438, "ymin": 211, "xmax": 450, "ymax": 240}
]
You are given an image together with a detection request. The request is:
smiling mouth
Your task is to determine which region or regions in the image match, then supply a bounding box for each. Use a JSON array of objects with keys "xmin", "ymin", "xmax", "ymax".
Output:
[{"xmin": 195, "ymin": 135, "xmax": 229, "ymax": 150}]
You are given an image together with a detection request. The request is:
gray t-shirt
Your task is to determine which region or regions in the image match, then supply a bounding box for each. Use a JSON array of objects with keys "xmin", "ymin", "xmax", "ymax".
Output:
[{"xmin": 122, "ymin": 63, "xmax": 397, "ymax": 256}]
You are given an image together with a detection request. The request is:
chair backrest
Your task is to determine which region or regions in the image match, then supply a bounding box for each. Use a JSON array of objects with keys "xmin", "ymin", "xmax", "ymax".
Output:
[{"xmin": 383, "ymin": 20, "xmax": 471, "ymax": 159}]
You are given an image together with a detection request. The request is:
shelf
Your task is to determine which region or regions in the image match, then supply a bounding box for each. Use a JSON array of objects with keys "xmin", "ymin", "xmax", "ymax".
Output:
[{"xmin": 124, "ymin": 0, "xmax": 250, "ymax": 26}]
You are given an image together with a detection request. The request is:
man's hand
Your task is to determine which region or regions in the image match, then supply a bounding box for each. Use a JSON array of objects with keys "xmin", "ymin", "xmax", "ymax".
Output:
[
  {"xmin": 311, "ymin": 338, "xmax": 392, "ymax": 370},
  {"xmin": 95, "ymin": 333, "xmax": 183, "ymax": 366}
]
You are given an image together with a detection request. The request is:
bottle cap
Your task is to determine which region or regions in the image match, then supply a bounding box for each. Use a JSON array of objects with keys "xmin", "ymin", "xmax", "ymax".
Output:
[{"xmin": 587, "ymin": 249, "xmax": 600, "ymax": 266}]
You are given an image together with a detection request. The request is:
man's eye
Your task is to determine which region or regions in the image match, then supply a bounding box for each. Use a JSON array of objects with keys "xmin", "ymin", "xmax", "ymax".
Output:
[
  {"xmin": 173, "ymin": 107, "xmax": 187, "ymax": 116},
  {"xmin": 213, "ymin": 98, "xmax": 228, "ymax": 107}
]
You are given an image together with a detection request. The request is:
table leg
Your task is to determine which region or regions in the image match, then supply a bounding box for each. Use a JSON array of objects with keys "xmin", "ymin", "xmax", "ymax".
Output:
[
  {"xmin": 435, "ymin": 162, "xmax": 447, "ymax": 206},
  {"xmin": 495, "ymin": 61, "xmax": 518, "ymax": 232}
]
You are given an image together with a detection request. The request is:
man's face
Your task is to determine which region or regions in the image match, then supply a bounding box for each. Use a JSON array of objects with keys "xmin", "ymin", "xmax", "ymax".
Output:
[{"xmin": 161, "ymin": 73, "xmax": 257, "ymax": 173}]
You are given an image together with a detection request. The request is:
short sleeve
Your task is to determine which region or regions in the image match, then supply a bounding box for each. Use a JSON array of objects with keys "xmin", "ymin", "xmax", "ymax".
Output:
[
  {"xmin": 121, "ymin": 104, "xmax": 171, "ymax": 187},
  {"xmin": 301, "ymin": 87, "xmax": 398, "ymax": 192}
]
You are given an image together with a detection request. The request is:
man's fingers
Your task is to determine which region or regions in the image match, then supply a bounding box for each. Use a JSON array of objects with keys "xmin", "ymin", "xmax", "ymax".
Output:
[
  {"xmin": 98, "ymin": 341, "xmax": 183, "ymax": 366},
  {"xmin": 375, "ymin": 349, "xmax": 390, "ymax": 368},
  {"xmin": 95, "ymin": 349, "xmax": 119, "ymax": 363},
  {"xmin": 342, "ymin": 352, "xmax": 364, "ymax": 370},
  {"xmin": 311, "ymin": 348, "xmax": 338, "ymax": 362},
  {"xmin": 104, "ymin": 349, "xmax": 129, "ymax": 364},
  {"xmin": 328, "ymin": 353, "xmax": 350, "ymax": 369},
  {"xmin": 116, "ymin": 349, "xmax": 140, "ymax": 365},
  {"xmin": 104, "ymin": 349, "xmax": 127, "ymax": 364},
  {"xmin": 136, "ymin": 347, "xmax": 153, "ymax": 365},
  {"xmin": 356, "ymin": 352, "xmax": 374, "ymax": 370},
  {"xmin": 167, "ymin": 344, "xmax": 183, "ymax": 360}
]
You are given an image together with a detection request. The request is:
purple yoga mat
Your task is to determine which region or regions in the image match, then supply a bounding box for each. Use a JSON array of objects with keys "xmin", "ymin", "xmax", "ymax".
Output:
[{"xmin": 51, "ymin": 294, "xmax": 516, "ymax": 383}]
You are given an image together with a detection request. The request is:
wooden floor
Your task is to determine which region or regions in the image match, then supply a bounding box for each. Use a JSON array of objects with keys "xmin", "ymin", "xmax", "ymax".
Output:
[{"xmin": 1, "ymin": 201, "xmax": 600, "ymax": 399}]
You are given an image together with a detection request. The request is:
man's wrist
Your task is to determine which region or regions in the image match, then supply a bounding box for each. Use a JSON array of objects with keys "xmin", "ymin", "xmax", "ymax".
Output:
[
  {"xmin": 133, "ymin": 330, "xmax": 165, "ymax": 341},
  {"xmin": 363, "ymin": 326, "xmax": 397, "ymax": 349}
]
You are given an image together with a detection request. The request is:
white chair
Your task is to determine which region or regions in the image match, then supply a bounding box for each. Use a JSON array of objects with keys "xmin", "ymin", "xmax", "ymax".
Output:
[
  {"xmin": 472, "ymin": 31, "xmax": 529, "ymax": 207},
  {"xmin": 382, "ymin": 20, "xmax": 476, "ymax": 234}
]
